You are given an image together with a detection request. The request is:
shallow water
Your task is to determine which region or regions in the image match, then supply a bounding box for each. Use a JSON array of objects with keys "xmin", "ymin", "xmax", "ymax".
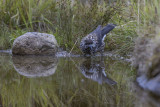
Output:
[{"xmin": 0, "ymin": 52, "xmax": 154, "ymax": 107}]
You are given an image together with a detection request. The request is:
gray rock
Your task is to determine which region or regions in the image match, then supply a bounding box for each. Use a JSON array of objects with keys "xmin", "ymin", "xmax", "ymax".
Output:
[
  {"xmin": 12, "ymin": 32, "xmax": 58, "ymax": 55},
  {"xmin": 134, "ymin": 35, "xmax": 160, "ymax": 97}
]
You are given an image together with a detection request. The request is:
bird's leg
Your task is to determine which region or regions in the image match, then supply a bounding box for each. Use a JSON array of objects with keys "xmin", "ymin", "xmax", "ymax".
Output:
[
  {"xmin": 83, "ymin": 53, "xmax": 87, "ymax": 57},
  {"xmin": 100, "ymin": 50, "xmax": 104, "ymax": 60},
  {"xmin": 100, "ymin": 49, "xmax": 104, "ymax": 56},
  {"xmin": 91, "ymin": 51, "xmax": 95, "ymax": 57}
]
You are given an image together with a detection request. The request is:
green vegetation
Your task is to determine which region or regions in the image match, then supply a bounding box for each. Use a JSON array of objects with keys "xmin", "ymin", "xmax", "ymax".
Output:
[
  {"xmin": 133, "ymin": 0, "xmax": 160, "ymax": 70},
  {"xmin": 1, "ymin": 0, "xmax": 160, "ymax": 106},
  {"xmin": 1, "ymin": 0, "xmax": 159, "ymax": 56},
  {"xmin": 0, "ymin": 0, "xmax": 138, "ymax": 55}
]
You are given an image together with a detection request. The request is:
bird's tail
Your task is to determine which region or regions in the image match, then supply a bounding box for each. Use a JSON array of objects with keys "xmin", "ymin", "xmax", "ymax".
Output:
[
  {"xmin": 101, "ymin": 24, "xmax": 116, "ymax": 39},
  {"xmin": 103, "ymin": 77, "xmax": 117, "ymax": 85}
]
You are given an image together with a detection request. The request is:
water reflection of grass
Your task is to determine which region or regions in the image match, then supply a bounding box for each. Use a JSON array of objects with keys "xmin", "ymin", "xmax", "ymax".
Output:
[{"xmin": 0, "ymin": 56, "xmax": 135, "ymax": 107}]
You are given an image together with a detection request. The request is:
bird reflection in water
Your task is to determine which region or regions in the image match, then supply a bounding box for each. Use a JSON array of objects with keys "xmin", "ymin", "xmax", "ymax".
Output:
[{"xmin": 80, "ymin": 58, "xmax": 117, "ymax": 85}]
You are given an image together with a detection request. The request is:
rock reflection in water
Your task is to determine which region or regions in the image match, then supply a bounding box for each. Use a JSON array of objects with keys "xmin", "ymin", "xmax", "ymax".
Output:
[
  {"xmin": 80, "ymin": 58, "xmax": 117, "ymax": 85},
  {"xmin": 12, "ymin": 55, "xmax": 58, "ymax": 77}
]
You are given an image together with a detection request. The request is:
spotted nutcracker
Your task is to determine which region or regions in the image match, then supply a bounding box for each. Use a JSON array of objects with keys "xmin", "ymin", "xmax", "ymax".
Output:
[{"xmin": 80, "ymin": 24, "xmax": 116, "ymax": 55}]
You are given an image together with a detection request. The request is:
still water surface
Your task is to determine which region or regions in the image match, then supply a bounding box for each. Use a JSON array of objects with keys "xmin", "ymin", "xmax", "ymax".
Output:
[{"xmin": 0, "ymin": 53, "xmax": 152, "ymax": 107}]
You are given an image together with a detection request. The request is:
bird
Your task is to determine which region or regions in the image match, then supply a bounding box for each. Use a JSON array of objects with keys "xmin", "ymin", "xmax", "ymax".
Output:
[{"xmin": 80, "ymin": 24, "xmax": 116, "ymax": 56}]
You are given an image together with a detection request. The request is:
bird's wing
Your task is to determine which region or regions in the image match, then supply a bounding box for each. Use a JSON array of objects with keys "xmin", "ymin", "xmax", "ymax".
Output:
[
  {"xmin": 90, "ymin": 25, "xmax": 102, "ymax": 34},
  {"xmin": 90, "ymin": 25, "xmax": 102, "ymax": 47}
]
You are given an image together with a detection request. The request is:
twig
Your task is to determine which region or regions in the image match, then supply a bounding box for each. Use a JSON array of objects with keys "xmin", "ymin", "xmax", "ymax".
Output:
[{"xmin": 69, "ymin": 39, "xmax": 78, "ymax": 55}]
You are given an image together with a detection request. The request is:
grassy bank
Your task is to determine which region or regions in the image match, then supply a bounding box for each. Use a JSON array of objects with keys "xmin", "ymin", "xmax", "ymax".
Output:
[{"xmin": 0, "ymin": 0, "xmax": 138, "ymax": 55}]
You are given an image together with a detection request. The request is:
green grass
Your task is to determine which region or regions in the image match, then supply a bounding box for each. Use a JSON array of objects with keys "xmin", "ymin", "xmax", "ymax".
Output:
[
  {"xmin": 0, "ymin": 0, "xmax": 139, "ymax": 55},
  {"xmin": 132, "ymin": 0, "xmax": 160, "ymax": 72}
]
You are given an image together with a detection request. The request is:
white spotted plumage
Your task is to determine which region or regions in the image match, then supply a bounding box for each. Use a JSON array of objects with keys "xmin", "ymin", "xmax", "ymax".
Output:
[{"xmin": 80, "ymin": 24, "xmax": 116, "ymax": 55}]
